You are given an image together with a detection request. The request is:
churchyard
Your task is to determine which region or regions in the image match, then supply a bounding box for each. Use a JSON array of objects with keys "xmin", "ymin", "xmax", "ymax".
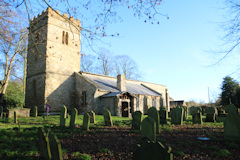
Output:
[{"xmin": 0, "ymin": 106, "xmax": 240, "ymax": 159}]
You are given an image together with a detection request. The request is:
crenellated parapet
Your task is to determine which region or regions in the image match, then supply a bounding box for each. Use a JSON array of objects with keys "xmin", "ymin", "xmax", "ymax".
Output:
[{"xmin": 30, "ymin": 7, "xmax": 81, "ymax": 27}]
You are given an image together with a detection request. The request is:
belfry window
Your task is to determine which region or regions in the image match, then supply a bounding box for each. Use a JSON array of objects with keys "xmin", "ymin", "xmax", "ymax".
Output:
[{"xmin": 62, "ymin": 31, "xmax": 68, "ymax": 45}]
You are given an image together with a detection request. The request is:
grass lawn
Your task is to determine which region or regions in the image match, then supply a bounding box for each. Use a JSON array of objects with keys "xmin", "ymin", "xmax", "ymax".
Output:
[{"xmin": 0, "ymin": 113, "xmax": 239, "ymax": 159}]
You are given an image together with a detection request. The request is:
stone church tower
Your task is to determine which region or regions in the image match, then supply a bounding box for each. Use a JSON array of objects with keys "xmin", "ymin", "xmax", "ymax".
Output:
[{"xmin": 25, "ymin": 8, "xmax": 81, "ymax": 113}]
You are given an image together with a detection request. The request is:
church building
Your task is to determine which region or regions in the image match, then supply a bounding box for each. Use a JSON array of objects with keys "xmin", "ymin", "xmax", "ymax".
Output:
[{"xmin": 25, "ymin": 8, "xmax": 170, "ymax": 117}]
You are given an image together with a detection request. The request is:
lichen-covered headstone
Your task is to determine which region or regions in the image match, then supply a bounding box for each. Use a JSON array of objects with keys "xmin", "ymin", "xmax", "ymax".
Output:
[
  {"xmin": 141, "ymin": 117, "xmax": 156, "ymax": 141},
  {"xmin": 205, "ymin": 107, "xmax": 217, "ymax": 122},
  {"xmin": 60, "ymin": 106, "xmax": 67, "ymax": 126},
  {"xmin": 70, "ymin": 108, "xmax": 78, "ymax": 128},
  {"xmin": 38, "ymin": 127, "xmax": 51, "ymax": 159},
  {"xmin": 171, "ymin": 106, "xmax": 183, "ymax": 125},
  {"xmin": 49, "ymin": 132, "xmax": 63, "ymax": 160},
  {"xmin": 14, "ymin": 111, "xmax": 17, "ymax": 123},
  {"xmin": 192, "ymin": 111, "xmax": 202, "ymax": 124},
  {"xmin": 33, "ymin": 106, "xmax": 38, "ymax": 117},
  {"xmin": 148, "ymin": 107, "xmax": 160, "ymax": 133},
  {"xmin": 224, "ymin": 104, "xmax": 240, "ymax": 141},
  {"xmin": 133, "ymin": 141, "xmax": 173, "ymax": 160},
  {"xmin": 88, "ymin": 110, "xmax": 95, "ymax": 124},
  {"xmin": 83, "ymin": 113, "xmax": 90, "ymax": 131},
  {"xmin": 132, "ymin": 111, "xmax": 143, "ymax": 130},
  {"xmin": 159, "ymin": 106, "xmax": 168, "ymax": 124},
  {"xmin": 103, "ymin": 110, "xmax": 113, "ymax": 126}
]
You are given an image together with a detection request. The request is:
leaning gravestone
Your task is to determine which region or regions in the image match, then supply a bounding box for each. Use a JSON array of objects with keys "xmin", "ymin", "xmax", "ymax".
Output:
[
  {"xmin": 88, "ymin": 110, "xmax": 95, "ymax": 124},
  {"xmin": 148, "ymin": 107, "xmax": 160, "ymax": 133},
  {"xmin": 224, "ymin": 104, "xmax": 240, "ymax": 141},
  {"xmin": 49, "ymin": 132, "xmax": 63, "ymax": 160},
  {"xmin": 192, "ymin": 111, "xmax": 202, "ymax": 124},
  {"xmin": 83, "ymin": 113, "xmax": 90, "ymax": 131},
  {"xmin": 133, "ymin": 140, "xmax": 173, "ymax": 160},
  {"xmin": 103, "ymin": 110, "xmax": 113, "ymax": 126},
  {"xmin": 141, "ymin": 117, "xmax": 156, "ymax": 141},
  {"xmin": 70, "ymin": 108, "xmax": 78, "ymax": 128},
  {"xmin": 132, "ymin": 111, "xmax": 143, "ymax": 130},
  {"xmin": 60, "ymin": 106, "xmax": 67, "ymax": 127},
  {"xmin": 171, "ymin": 106, "xmax": 183, "ymax": 125},
  {"xmin": 159, "ymin": 106, "xmax": 168, "ymax": 124},
  {"xmin": 205, "ymin": 107, "xmax": 217, "ymax": 122}
]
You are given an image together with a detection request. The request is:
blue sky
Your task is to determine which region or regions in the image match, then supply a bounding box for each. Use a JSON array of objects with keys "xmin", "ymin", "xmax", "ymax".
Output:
[
  {"xmin": 24, "ymin": 0, "xmax": 240, "ymax": 103},
  {"xmin": 82, "ymin": 0, "xmax": 240, "ymax": 103}
]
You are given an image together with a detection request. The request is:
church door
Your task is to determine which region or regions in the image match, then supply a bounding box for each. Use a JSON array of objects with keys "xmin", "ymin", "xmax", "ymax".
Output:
[{"xmin": 121, "ymin": 102, "xmax": 129, "ymax": 117}]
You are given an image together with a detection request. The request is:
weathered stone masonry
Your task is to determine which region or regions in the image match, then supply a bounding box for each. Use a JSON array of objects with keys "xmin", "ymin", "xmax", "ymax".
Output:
[{"xmin": 25, "ymin": 8, "xmax": 81, "ymax": 113}]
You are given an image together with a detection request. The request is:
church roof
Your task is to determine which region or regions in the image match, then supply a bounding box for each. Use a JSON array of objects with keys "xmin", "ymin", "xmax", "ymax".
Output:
[{"xmin": 80, "ymin": 72, "xmax": 162, "ymax": 97}]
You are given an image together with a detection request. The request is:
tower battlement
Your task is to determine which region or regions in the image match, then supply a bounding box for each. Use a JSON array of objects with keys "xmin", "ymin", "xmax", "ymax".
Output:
[{"xmin": 30, "ymin": 7, "xmax": 81, "ymax": 27}]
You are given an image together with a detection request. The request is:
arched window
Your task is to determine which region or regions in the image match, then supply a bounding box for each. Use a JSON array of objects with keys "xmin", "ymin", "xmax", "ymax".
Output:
[{"xmin": 35, "ymin": 32, "xmax": 40, "ymax": 44}]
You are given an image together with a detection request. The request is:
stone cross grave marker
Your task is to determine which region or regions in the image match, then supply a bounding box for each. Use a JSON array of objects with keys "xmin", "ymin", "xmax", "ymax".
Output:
[
  {"xmin": 132, "ymin": 111, "xmax": 143, "ymax": 130},
  {"xmin": 141, "ymin": 116, "xmax": 156, "ymax": 141}
]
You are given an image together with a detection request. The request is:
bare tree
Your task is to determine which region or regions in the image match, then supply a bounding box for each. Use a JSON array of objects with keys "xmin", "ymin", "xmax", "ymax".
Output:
[
  {"xmin": 0, "ymin": 2, "xmax": 28, "ymax": 106},
  {"xmin": 81, "ymin": 54, "xmax": 97, "ymax": 73},
  {"xmin": 213, "ymin": 0, "xmax": 240, "ymax": 65},
  {"xmin": 114, "ymin": 55, "xmax": 141, "ymax": 80},
  {"xmin": 96, "ymin": 48, "xmax": 114, "ymax": 76}
]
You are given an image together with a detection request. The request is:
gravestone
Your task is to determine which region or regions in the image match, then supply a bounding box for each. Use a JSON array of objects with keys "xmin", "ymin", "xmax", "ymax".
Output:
[
  {"xmin": 33, "ymin": 106, "xmax": 38, "ymax": 117},
  {"xmin": 49, "ymin": 132, "xmax": 63, "ymax": 160},
  {"xmin": 141, "ymin": 117, "xmax": 156, "ymax": 141},
  {"xmin": 60, "ymin": 106, "xmax": 67, "ymax": 127},
  {"xmin": 14, "ymin": 111, "xmax": 17, "ymax": 123},
  {"xmin": 70, "ymin": 108, "xmax": 78, "ymax": 128},
  {"xmin": 133, "ymin": 140, "xmax": 173, "ymax": 160},
  {"xmin": 88, "ymin": 110, "xmax": 95, "ymax": 124},
  {"xmin": 83, "ymin": 113, "xmax": 90, "ymax": 131},
  {"xmin": 38, "ymin": 127, "xmax": 51, "ymax": 159},
  {"xmin": 103, "ymin": 110, "xmax": 113, "ymax": 126},
  {"xmin": 148, "ymin": 107, "xmax": 160, "ymax": 133},
  {"xmin": 192, "ymin": 111, "xmax": 202, "ymax": 124},
  {"xmin": 189, "ymin": 106, "xmax": 202, "ymax": 115},
  {"xmin": 159, "ymin": 106, "xmax": 167, "ymax": 124},
  {"xmin": 205, "ymin": 107, "xmax": 217, "ymax": 122},
  {"xmin": 171, "ymin": 106, "xmax": 183, "ymax": 125},
  {"xmin": 182, "ymin": 106, "xmax": 188, "ymax": 121},
  {"xmin": 224, "ymin": 104, "xmax": 240, "ymax": 140},
  {"xmin": 132, "ymin": 111, "xmax": 143, "ymax": 130}
]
